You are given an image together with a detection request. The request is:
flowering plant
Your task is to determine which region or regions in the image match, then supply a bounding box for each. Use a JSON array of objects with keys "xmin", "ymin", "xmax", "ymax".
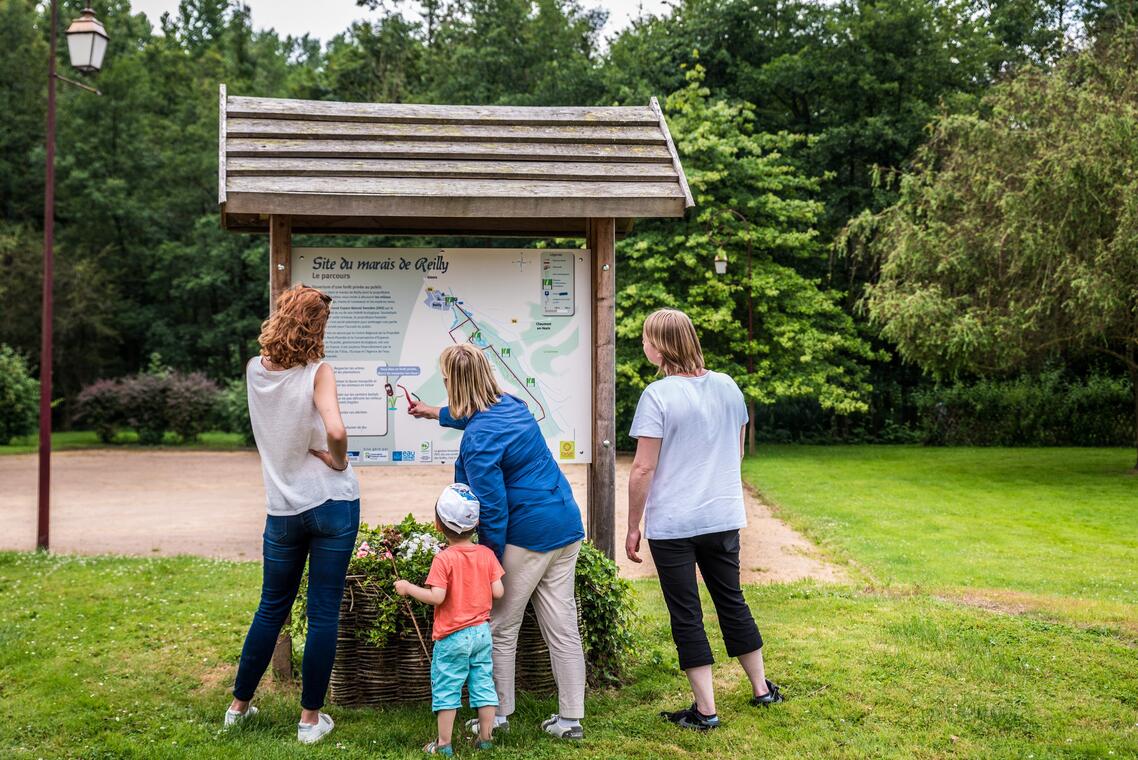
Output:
[{"xmin": 290, "ymin": 514, "xmax": 446, "ymax": 647}]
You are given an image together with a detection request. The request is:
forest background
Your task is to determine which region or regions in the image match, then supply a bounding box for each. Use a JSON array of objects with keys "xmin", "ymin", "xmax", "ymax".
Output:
[{"xmin": 2, "ymin": 0, "xmax": 1136, "ymax": 451}]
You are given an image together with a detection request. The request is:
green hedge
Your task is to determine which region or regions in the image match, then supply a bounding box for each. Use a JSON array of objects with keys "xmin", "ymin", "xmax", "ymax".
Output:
[{"xmin": 914, "ymin": 371, "xmax": 1133, "ymax": 446}]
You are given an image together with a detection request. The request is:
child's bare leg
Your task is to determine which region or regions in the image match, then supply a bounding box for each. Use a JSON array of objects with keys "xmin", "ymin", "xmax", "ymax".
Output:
[
  {"xmin": 477, "ymin": 705, "xmax": 496, "ymax": 741},
  {"xmin": 436, "ymin": 708, "xmax": 457, "ymax": 747}
]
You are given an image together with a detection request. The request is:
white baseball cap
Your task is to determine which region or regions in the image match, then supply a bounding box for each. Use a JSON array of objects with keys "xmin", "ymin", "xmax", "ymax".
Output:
[{"xmin": 436, "ymin": 483, "xmax": 480, "ymax": 533}]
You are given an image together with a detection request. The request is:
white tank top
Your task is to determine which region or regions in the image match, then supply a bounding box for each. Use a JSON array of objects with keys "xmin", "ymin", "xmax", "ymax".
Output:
[{"xmin": 246, "ymin": 357, "xmax": 359, "ymax": 516}]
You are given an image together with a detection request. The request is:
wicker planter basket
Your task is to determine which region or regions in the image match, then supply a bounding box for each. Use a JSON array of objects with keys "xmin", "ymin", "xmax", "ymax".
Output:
[{"xmin": 329, "ymin": 575, "xmax": 584, "ymax": 708}]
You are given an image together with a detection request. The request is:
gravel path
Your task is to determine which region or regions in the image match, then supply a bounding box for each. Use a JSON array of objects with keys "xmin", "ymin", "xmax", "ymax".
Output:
[{"xmin": 0, "ymin": 450, "xmax": 847, "ymax": 584}]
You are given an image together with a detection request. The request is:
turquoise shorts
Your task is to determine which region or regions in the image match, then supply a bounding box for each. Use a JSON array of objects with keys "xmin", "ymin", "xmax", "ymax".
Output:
[{"xmin": 431, "ymin": 622, "xmax": 497, "ymax": 712}]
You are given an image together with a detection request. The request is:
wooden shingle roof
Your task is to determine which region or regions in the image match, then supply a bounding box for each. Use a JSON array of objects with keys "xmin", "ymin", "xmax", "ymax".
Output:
[{"xmin": 218, "ymin": 85, "xmax": 693, "ymax": 237}]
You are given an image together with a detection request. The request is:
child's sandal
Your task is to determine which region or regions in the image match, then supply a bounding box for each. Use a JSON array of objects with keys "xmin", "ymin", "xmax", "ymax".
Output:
[{"xmin": 423, "ymin": 740, "xmax": 454, "ymax": 756}]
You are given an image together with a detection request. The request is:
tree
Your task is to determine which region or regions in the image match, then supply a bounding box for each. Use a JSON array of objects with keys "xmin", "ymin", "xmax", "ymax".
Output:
[
  {"xmin": 852, "ymin": 33, "xmax": 1138, "ymax": 466},
  {"xmin": 617, "ymin": 64, "xmax": 877, "ymax": 450}
]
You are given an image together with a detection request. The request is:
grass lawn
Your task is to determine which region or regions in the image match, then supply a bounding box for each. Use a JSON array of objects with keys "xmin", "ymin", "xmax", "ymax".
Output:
[
  {"xmin": 743, "ymin": 446, "xmax": 1138, "ymax": 628},
  {"xmin": 1, "ymin": 552, "xmax": 1135, "ymax": 759},
  {"xmin": 0, "ymin": 430, "xmax": 249, "ymax": 455}
]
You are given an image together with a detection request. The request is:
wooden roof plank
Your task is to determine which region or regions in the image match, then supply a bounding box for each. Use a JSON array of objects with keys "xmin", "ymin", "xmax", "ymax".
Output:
[
  {"xmin": 227, "ymin": 175, "xmax": 685, "ymax": 199},
  {"xmin": 226, "ymin": 95, "xmax": 659, "ymax": 126},
  {"xmin": 226, "ymin": 118, "xmax": 666, "ymax": 145},
  {"xmin": 226, "ymin": 138, "xmax": 675, "ymax": 163},
  {"xmin": 226, "ymin": 157, "xmax": 679, "ymax": 181},
  {"xmin": 224, "ymin": 189, "xmax": 686, "ymax": 219}
]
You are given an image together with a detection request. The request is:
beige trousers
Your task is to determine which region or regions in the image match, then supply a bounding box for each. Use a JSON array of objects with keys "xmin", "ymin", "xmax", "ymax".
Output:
[{"xmin": 490, "ymin": 541, "xmax": 586, "ymax": 720}]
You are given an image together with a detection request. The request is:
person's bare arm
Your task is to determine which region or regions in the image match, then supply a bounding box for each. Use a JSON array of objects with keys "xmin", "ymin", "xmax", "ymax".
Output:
[
  {"xmin": 394, "ymin": 579, "xmax": 447, "ymax": 606},
  {"xmin": 740, "ymin": 425, "xmax": 746, "ymax": 459},
  {"xmin": 491, "ymin": 578, "xmax": 505, "ymax": 599},
  {"xmin": 626, "ymin": 436, "xmax": 662, "ymax": 563},
  {"xmin": 309, "ymin": 362, "xmax": 348, "ymax": 471}
]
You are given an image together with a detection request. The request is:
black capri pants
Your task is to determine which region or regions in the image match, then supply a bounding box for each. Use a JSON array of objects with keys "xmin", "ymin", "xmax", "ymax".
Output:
[{"xmin": 648, "ymin": 529, "xmax": 763, "ymax": 671}]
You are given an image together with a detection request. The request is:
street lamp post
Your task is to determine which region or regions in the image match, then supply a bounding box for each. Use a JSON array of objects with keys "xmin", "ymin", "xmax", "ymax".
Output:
[
  {"xmin": 712, "ymin": 245, "xmax": 757, "ymax": 453},
  {"xmin": 38, "ymin": 5, "xmax": 109, "ymax": 551}
]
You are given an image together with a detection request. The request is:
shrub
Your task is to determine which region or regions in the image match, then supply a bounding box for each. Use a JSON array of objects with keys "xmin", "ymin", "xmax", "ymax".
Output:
[
  {"xmin": 915, "ymin": 370, "xmax": 1132, "ymax": 446},
  {"xmin": 74, "ymin": 379, "xmax": 124, "ymax": 443},
  {"xmin": 165, "ymin": 372, "xmax": 221, "ymax": 442},
  {"xmin": 119, "ymin": 373, "xmax": 170, "ymax": 445},
  {"xmin": 0, "ymin": 344, "xmax": 39, "ymax": 445},
  {"xmin": 218, "ymin": 378, "xmax": 255, "ymax": 446}
]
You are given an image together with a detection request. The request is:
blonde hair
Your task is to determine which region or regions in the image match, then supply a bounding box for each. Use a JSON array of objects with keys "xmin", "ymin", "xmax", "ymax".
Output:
[
  {"xmin": 258, "ymin": 284, "xmax": 332, "ymax": 368},
  {"xmin": 643, "ymin": 308, "xmax": 705, "ymax": 376},
  {"xmin": 440, "ymin": 343, "xmax": 503, "ymax": 418}
]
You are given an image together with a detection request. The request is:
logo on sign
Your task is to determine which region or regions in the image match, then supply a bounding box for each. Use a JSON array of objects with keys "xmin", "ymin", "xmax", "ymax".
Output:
[{"xmin": 559, "ymin": 441, "xmax": 575, "ymax": 460}]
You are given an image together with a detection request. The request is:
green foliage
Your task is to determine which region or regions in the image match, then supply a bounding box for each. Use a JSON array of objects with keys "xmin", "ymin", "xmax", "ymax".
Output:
[
  {"xmin": 0, "ymin": 344, "xmax": 38, "ymax": 445},
  {"xmin": 616, "ymin": 63, "xmax": 877, "ymax": 446},
  {"xmin": 853, "ymin": 32, "xmax": 1138, "ymax": 457},
  {"xmin": 290, "ymin": 516, "xmax": 449, "ymax": 646},
  {"xmin": 574, "ymin": 541, "xmax": 634, "ymax": 686},
  {"xmin": 915, "ymin": 369, "xmax": 1134, "ymax": 446},
  {"xmin": 217, "ymin": 377, "xmax": 255, "ymax": 445}
]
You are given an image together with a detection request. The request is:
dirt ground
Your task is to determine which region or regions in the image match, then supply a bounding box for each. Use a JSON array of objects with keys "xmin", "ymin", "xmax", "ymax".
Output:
[{"xmin": 0, "ymin": 450, "xmax": 846, "ymax": 584}]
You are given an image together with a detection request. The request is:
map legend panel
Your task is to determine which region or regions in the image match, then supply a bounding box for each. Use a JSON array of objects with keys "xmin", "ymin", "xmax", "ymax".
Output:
[{"xmin": 541, "ymin": 251, "xmax": 575, "ymax": 316}]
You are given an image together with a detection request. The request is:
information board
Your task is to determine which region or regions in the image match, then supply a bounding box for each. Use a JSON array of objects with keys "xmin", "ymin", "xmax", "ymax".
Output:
[{"xmin": 292, "ymin": 248, "xmax": 592, "ymax": 466}]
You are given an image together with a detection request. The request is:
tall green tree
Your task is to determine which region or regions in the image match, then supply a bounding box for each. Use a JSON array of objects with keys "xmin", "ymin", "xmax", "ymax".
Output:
[
  {"xmin": 618, "ymin": 64, "xmax": 877, "ymax": 449},
  {"xmin": 852, "ymin": 32, "xmax": 1138, "ymax": 465}
]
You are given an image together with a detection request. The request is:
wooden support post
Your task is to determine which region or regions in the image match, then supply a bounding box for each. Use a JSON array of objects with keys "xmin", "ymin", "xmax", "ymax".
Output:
[
  {"xmin": 586, "ymin": 218, "xmax": 617, "ymax": 560},
  {"xmin": 268, "ymin": 214, "xmax": 294, "ymax": 681},
  {"xmin": 269, "ymin": 214, "xmax": 292, "ymax": 313}
]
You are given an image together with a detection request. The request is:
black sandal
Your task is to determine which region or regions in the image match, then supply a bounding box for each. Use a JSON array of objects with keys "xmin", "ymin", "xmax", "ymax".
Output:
[{"xmin": 750, "ymin": 679, "xmax": 784, "ymax": 706}]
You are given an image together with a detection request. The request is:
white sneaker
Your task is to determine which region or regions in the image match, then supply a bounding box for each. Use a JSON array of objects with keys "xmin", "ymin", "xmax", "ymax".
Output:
[
  {"xmin": 224, "ymin": 705, "xmax": 258, "ymax": 727},
  {"xmin": 541, "ymin": 714, "xmax": 584, "ymax": 740},
  {"xmin": 297, "ymin": 712, "xmax": 334, "ymax": 744},
  {"xmin": 465, "ymin": 716, "xmax": 509, "ymax": 736}
]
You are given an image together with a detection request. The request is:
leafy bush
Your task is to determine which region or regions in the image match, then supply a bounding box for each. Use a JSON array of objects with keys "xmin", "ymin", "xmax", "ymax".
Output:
[
  {"xmin": 74, "ymin": 379, "xmax": 124, "ymax": 443},
  {"xmin": 165, "ymin": 372, "xmax": 221, "ymax": 442},
  {"xmin": 915, "ymin": 370, "xmax": 1132, "ymax": 446},
  {"xmin": 0, "ymin": 344, "xmax": 39, "ymax": 445},
  {"xmin": 575, "ymin": 541, "xmax": 634, "ymax": 687},
  {"xmin": 118, "ymin": 373, "xmax": 170, "ymax": 445},
  {"xmin": 218, "ymin": 378, "xmax": 255, "ymax": 446}
]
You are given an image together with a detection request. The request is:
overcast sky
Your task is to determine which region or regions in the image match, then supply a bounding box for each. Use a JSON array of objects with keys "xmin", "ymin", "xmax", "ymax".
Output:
[{"xmin": 127, "ymin": 0, "xmax": 673, "ymax": 44}]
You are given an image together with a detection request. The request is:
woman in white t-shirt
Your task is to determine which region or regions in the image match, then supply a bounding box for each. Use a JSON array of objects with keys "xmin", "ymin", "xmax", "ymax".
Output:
[{"xmin": 626, "ymin": 308, "xmax": 782, "ymax": 731}]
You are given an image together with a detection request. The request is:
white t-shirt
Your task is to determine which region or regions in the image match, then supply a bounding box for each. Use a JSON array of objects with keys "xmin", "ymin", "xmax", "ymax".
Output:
[
  {"xmin": 246, "ymin": 358, "xmax": 359, "ymax": 516},
  {"xmin": 629, "ymin": 371, "xmax": 748, "ymax": 540}
]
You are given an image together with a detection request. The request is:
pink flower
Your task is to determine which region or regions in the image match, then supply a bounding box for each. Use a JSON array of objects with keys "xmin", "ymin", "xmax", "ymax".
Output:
[
  {"xmin": 355, "ymin": 550, "xmax": 368, "ymax": 558},
  {"xmin": 384, "ymin": 551, "xmax": 394, "ymax": 560}
]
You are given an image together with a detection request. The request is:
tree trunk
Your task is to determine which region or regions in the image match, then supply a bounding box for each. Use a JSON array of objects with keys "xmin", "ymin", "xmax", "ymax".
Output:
[{"xmin": 747, "ymin": 400, "xmax": 757, "ymax": 455}]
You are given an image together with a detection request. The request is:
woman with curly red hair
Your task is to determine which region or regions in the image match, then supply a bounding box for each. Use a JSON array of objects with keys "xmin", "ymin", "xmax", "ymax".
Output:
[{"xmin": 224, "ymin": 284, "xmax": 359, "ymax": 745}]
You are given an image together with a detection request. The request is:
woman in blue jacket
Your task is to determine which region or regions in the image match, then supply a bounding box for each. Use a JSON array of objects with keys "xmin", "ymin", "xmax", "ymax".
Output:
[{"xmin": 409, "ymin": 343, "xmax": 586, "ymax": 741}]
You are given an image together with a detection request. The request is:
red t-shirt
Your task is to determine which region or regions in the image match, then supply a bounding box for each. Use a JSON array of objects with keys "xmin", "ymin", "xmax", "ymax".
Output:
[{"xmin": 425, "ymin": 543, "xmax": 504, "ymax": 640}]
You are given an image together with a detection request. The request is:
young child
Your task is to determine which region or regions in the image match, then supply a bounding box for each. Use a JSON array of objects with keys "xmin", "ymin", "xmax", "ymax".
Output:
[{"xmin": 395, "ymin": 483, "xmax": 505, "ymax": 756}]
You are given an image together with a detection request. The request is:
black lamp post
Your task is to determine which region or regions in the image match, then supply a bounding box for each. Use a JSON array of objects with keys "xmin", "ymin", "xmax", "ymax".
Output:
[{"xmin": 38, "ymin": 5, "xmax": 109, "ymax": 551}]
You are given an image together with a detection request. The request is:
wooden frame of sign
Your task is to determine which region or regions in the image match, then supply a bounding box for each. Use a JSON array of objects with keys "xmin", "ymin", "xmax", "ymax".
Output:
[{"xmin": 222, "ymin": 87, "xmax": 693, "ymax": 679}]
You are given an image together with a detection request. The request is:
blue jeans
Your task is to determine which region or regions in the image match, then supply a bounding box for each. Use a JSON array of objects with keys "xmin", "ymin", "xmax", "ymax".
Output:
[{"xmin": 233, "ymin": 498, "xmax": 360, "ymax": 710}]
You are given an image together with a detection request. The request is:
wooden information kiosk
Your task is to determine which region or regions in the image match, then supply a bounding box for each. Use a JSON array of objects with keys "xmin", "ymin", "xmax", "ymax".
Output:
[{"xmin": 218, "ymin": 86, "xmax": 693, "ymax": 562}]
